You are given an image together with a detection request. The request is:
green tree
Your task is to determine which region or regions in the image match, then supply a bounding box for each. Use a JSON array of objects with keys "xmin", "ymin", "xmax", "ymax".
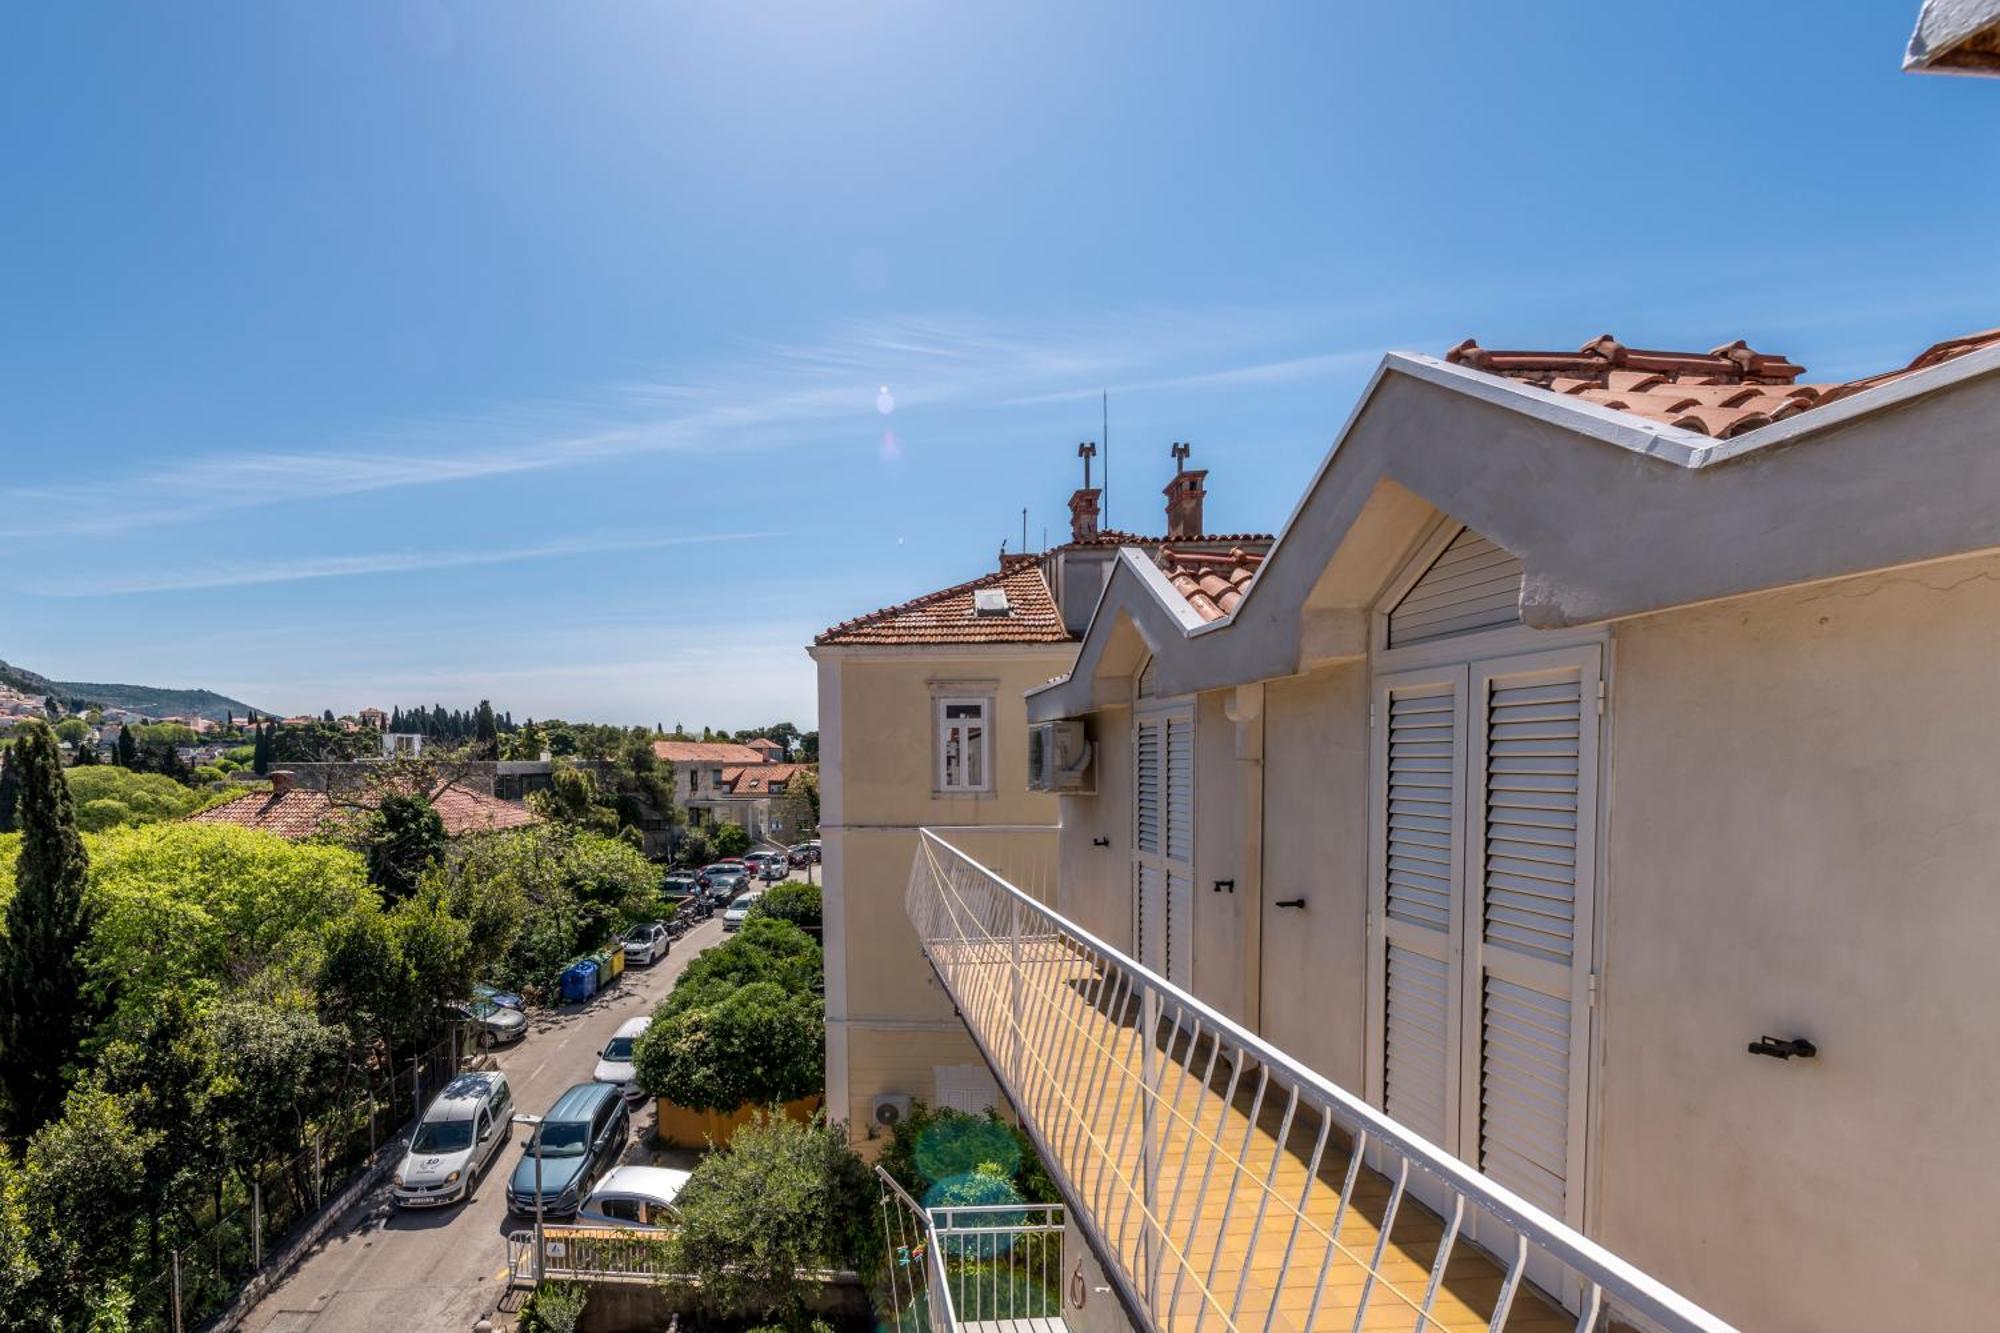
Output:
[
  {"xmin": 0, "ymin": 1150, "xmax": 34, "ymax": 1319},
  {"xmin": 0, "ymin": 746, "xmax": 17, "ymax": 835},
  {"xmin": 314, "ymin": 908, "xmax": 415, "ymax": 1051},
  {"xmin": 751, "ymin": 882, "xmax": 820, "ymax": 932},
  {"xmin": 713, "ymin": 822, "xmax": 751, "ymax": 858},
  {"xmin": 0, "ymin": 721, "xmax": 97, "ymax": 1135},
  {"xmin": 474, "ymin": 699, "xmax": 498, "ymax": 759},
  {"xmin": 19, "ymin": 1084, "xmax": 155, "ymax": 1326},
  {"xmin": 364, "ymin": 792, "xmax": 446, "ymax": 903},
  {"xmin": 209, "ymin": 1001, "xmax": 349, "ymax": 1180},
  {"xmin": 676, "ymin": 826, "xmax": 715, "ymax": 868},
  {"xmin": 777, "ymin": 766, "xmax": 819, "ymax": 841},
  {"xmin": 252, "ymin": 722, "xmax": 271, "ymax": 774},
  {"xmin": 633, "ymin": 980, "xmax": 823, "ymax": 1112},
  {"xmin": 115, "ymin": 725, "xmax": 139, "ymax": 769},
  {"xmin": 51, "ymin": 718, "xmax": 90, "ymax": 748},
  {"xmin": 668, "ymin": 1112, "xmax": 877, "ymax": 1328},
  {"xmin": 65, "ymin": 767, "xmax": 207, "ymax": 831}
]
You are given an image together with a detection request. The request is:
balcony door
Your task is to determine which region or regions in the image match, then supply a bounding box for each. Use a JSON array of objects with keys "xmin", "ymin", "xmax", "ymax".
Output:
[
  {"xmin": 1366, "ymin": 642, "xmax": 1601, "ymax": 1236},
  {"xmin": 1133, "ymin": 697, "xmax": 1195, "ymax": 990}
]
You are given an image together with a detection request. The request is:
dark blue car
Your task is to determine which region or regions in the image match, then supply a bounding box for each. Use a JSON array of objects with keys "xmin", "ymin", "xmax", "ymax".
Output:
[{"xmin": 505, "ymin": 1082, "xmax": 629, "ymax": 1218}]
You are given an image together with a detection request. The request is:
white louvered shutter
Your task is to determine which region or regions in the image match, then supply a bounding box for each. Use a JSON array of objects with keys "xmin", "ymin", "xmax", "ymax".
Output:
[
  {"xmin": 1389, "ymin": 527, "xmax": 1524, "ymax": 649},
  {"xmin": 1370, "ymin": 671, "xmax": 1467, "ymax": 1150},
  {"xmin": 1133, "ymin": 717, "xmax": 1163, "ymax": 971},
  {"xmin": 1164, "ymin": 713, "xmax": 1195, "ymax": 989},
  {"xmin": 1464, "ymin": 647, "xmax": 1600, "ymax": 1229},
  {"xmin": 1133, "ymin": 707, "xmax": 1193, "ymax": 988}
]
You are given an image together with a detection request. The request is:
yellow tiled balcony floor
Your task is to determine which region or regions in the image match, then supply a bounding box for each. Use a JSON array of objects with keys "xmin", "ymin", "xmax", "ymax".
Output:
[{"xmin": 930, "ymin": 938, "xmax": 1572, "ymax": 1333}]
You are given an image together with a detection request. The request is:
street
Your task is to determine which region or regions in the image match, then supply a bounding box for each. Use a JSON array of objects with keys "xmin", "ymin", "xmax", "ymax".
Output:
[{"xmin": 241, "ymin": 912, "xmax": 730, "ymax": 1333}]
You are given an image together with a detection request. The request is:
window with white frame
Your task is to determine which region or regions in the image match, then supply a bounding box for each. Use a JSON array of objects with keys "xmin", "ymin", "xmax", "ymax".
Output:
[{"xmin": 936, "ymin": 697, "xmax": 991, "ymax": 793}]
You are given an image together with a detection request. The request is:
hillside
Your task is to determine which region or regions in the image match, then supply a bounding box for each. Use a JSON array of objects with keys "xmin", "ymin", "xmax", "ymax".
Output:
[{"xmin": 0, "ymin": 658, "xmax": 261, "ymax": 722}]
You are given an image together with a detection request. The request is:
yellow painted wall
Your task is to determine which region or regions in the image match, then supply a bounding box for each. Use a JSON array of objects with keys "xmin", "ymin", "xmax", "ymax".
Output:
[{"xmin": 1594, "ymin": 552, "xmax": 2000, "ymax": 1333}]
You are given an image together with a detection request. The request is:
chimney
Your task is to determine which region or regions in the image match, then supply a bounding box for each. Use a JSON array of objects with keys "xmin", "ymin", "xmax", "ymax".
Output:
[
  {"xmin": 1163, "ymin": 442, "xmax": 1207, "ymax": 540},
  {"xmin": 1068, "ymin": 487, "xmax": 1102, "ymax": 543},
  {"xmin": 269, "ymin": 770, "xmax": 296, "ymax": 795}
]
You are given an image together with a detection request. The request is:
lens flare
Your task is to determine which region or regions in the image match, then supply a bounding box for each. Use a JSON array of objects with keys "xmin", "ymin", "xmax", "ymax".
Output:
[{"xmin": 876, "ymin": 385, "xmax": 895, "ymax": 415}]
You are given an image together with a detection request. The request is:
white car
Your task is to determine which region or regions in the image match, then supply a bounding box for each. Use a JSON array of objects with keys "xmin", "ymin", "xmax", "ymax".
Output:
[
  {"xmin": 576, "ymin": 1164, "xmax": 692, "ymax": 1230},
  {"xmin": 392, "ymin": 1072, "xmax": 513, "ymax": 1208},
  {"xmin": 593, "ymin": 1015, "xmax": 651, "ymax": 1104},
  {"xmin": 721, "ymin": 892, "xmax": 761, "ymax": 931},
  {"xmin": 623, "ymin": 921, "xmax": 670, "ymax": 966}
]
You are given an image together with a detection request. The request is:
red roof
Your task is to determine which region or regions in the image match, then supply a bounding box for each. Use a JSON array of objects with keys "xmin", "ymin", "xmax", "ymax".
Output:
[
  {"xmin": 719, "ymin": 762, "xmax": 804, "ymax": 795},
  {"xmin": 816, "ymin": 555, "xmax": 1074, "ymax": 647},
  {"xmin": 652, "ymin": 740, "xmax": 769, "ymax": 765},
  {"xmin": 1159, "ymin": 546, "xmax": 1264, "ymax": 623},
  {"xmin": 188, "ymin": 781, "xmax": 539, "ymax": 841},
  {"xmin": 1447, "ymin": 330, "xmax": 2000, "ymax": 441}
]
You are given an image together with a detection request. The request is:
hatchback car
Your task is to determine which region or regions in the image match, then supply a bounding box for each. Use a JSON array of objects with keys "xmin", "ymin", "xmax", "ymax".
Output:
[
  {"xmin": 661, "ymin": 871, "xmax": 698, "ymax": 900},
  {"xmin": 698, "ymin": 863, "xmax": 746, "ymax": 896},
  {"xmin": 393, "ymin": 1072, "xmax": 514, "ymax": 1208},
  {"xmin": 576, "ymin": 1164, "xmax": 692, "ymax": 1230},
  {"xmin": 451, "ymin": 996, "xmax": 528, "ymax": 1050},
  {"xmin": 593, "ymin": 1015, "xmax": 652, "ymax": 1104},
  {"xmin": 506, "ymin": 1082, "xmax": 630, "ymax": 1219},
  {"xmin": 623, "ymin": 921, "xmax": 670, "ymax": 966},
  {"xmin": 722, "ymin": 891, "xmax": 761, "ymax": 932}
]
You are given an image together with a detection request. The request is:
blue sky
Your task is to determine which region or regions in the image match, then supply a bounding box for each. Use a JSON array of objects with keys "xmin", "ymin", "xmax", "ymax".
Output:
[{"xmin": 3, "ymin": 3, "xmax": 1995, "ymax": 727}]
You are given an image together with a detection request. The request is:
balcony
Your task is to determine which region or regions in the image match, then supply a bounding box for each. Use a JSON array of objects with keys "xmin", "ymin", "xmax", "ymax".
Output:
[
  {"xmin": 907, "ymin": 829, "xmax": 1740, "ymax": 1333},
  {"xmin": 877, "ymin": 1165, "xmax": 1069, "ymax": 1333}
]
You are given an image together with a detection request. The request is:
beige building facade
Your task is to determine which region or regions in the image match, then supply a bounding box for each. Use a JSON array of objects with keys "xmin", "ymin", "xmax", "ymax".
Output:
[{"xmin": 1023, "ymin": 329, "xmax": 2000, "ymax": 1331}]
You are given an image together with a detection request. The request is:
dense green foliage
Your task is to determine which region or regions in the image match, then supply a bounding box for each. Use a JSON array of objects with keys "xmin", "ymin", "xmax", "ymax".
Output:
[
  {"xmin": 668, "ymin": 1112, "xmax": 877, "ymax": 1329},
  {"xmin": 635, "ymin": 918, "xmax": 824, "ymax": 1112},
  {"xmin": 363, "ymin": 793, "xmax": 446, "ymax": 902},
  {"xmin": 63, "ymin": 767, "xmax": 211, "ymax": 831},
  {"xmin": 712, "ymin": 822, "xmax": 751, "ymax": 858},
  {"xmin": 752, "ymin": 881, "xmax": 821, "ymax": 931},
  {"xmin": 876, "ymin": 1102, "xmax": 1059, "ymax": 1209},
  {"xmin": 519, "ymin": 1281, "xmax": 589, "ymax": 1333},
  {"xmin": 0, "ymin": 721, "xmax": 98, "ymax": 1136},
  {"xmin": 269, "ymin": 720, "xmax": 377, "ymax": 762}
]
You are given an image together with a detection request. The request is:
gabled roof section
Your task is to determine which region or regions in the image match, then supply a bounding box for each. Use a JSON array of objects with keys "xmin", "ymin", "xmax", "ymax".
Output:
[
  {"xmin": 1448, "ymin": 331, "xmax": 2000, "ymax": 441},
  {"xmin": 188, "ymin": 782, "xmax": 539, "ymax": 840},
  {"xmin": 1907, "ymin": 0, "xmax": 2000, "ymax": 72},
  {"xmin": 653, "ymin": 739, "xmax": 768, "ymax": 765},
  {"xmin": 815, "ymin": 554, "xmax": 1073, "ymax": 646}
]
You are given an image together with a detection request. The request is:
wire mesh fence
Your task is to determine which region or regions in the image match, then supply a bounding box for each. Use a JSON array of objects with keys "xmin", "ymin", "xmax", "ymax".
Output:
[{"xmin": 124, "ymin": 1033, "xmax": 467, "ymax": 1333}]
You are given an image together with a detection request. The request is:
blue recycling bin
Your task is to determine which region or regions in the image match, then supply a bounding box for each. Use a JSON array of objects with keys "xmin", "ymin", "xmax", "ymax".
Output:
[{"xmin": 559, "ymin": 958, "xmax": 600, "ymax": 1004}]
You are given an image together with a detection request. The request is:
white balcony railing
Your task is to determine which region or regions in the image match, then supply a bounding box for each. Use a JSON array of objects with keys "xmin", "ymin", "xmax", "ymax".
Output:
[
  {"xmin": 877, "ymin": 1166, "xmax": 1068, "ymax": 1333},
  {"xmin": 908, "ymin": 828, "xmax": 1742, "ymax": 1333}
]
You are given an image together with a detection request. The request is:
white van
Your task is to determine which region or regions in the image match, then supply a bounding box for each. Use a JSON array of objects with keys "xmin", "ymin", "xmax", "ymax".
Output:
[
  {"xmin": 593, "ymin": 1015, "xmax": 651, "ymax": 1105},
  {"xmin": 392, "ymin": 1071, "xmax": 513, "ymax": 1208}
]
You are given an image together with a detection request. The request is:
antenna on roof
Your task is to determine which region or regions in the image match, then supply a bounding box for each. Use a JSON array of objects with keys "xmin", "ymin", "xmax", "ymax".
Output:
[
  {"xmin": 1022, "ymin": 507, "xmax": 1028, "ymax": 555},
  {"xmin": 1102, "ymin": 390, "xmax": 1110, "ymax": 527}
]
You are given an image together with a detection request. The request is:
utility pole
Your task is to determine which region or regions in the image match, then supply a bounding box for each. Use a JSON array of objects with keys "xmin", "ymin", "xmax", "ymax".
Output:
[{"xmin": 512, "ymin": 1113, "xmax": 547, "ymax": 1283}]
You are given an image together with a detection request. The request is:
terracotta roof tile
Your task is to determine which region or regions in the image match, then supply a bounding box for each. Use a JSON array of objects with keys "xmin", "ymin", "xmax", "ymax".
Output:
[
  {"xmin": 1158, "ymin": 545, "xmax": 1264, "ymax": 624},
  {"xmin": 652, "ymin": 740, "xmax": 769, "ymax": 765},
  {"xmin": 188, "ymin": 781, "xmax": 539, "ymax": 841},
  {"xmin": 719, "ymin": 762, "xmax": 805, "ymax": 795},
  {"xmin": 1446, "ymin": 329, "xmax": 2000, "ymax": 440},
  {"xmin": 815, "ymin": 556, "xmax": 1074, "ymax": 646}
]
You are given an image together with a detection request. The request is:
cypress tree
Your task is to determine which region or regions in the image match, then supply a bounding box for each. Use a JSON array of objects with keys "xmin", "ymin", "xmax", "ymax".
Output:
[
  {"xmin": 474, "ymin": 699, "xmax": 498, "ymax": 758},
  {"xmin": 0, "ymin": 746, "xmax": 17, "ymax": 834},
  {"xmin": 115, "ymin": 724, "xmax": 139, "ymax": 769},
  {"xmin": 252, "ymin": 721, "xmax": 272, "ymax": 775},
  {"xmin": 0, "ymin": 720, "xmax": 97, "ymax": 1136}
]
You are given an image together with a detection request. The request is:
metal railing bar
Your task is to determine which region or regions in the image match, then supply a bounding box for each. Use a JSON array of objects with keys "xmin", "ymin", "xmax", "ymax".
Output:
[
  {"xmin": 913, "ymin": 829, "xmax": 1742, "ymax": 1333},
  {"xmin": 1417, "ymin": 1191, "xmax": 1467, "ymax": 1333},
  {"xmin": 1350, "ymin": 1154, "xmax": 1410, "ymax": 1333},
  {"xmin": 1228, "ymin": 1083, "xmax": 1300, "ymax": 1328},
  {"xmin": 1488, "ymin": 1233, "xmax": 1529, "ymax": 1333},
  {"xmin": 1304, "ymin": 1129, "xmax": 1368, "ymax": 1333},
  {"xmin": 1263, "ymin": 1108, "xmax": 1334, "ymax": 1333}
]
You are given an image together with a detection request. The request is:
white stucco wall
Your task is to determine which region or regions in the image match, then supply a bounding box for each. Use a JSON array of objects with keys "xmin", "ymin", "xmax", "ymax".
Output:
[{"xmin": 1596, "ymin": 550, "xmax": 2000, "ymax": 1332}]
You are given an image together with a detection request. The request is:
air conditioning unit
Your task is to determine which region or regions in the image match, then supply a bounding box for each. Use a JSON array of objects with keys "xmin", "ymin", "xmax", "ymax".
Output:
[
  {"xmin": 1028, "ymin": 720, "xmax": 1095, "ymax": 794},
  {"xmin": 872, "ymin": 1094, "xmax": 912, "ymax": 1130}
]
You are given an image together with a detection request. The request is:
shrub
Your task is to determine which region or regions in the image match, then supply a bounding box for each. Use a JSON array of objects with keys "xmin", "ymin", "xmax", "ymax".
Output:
[
  {"xmin": 634, "ymin": 980, "xmax": 822, "ymax": 1111},
  {"xmin": 62, "ymin": 768, "xmax": 205, "ymax": 831},
  {"xmin": 666, "ymin": 917, "xmax": 821, "ymax": 1013},
  {"xmin": 669, "ymin": 1112, "xmax": 876, "ymax": 1327},
  {"xmin": 520, "ymin": 1281, "xmax": 588, "ymax": 1333},
  {"xmin": 878, "ymin": 1102, "xmax": 1058, "ymax": 1207},
  {"xmin": 752, "ymin": 882, "xmax": 820, "ymax": 931},
  {"xmin": 712, "ymin": 823, "xmax": 750, "ymax": 858}
]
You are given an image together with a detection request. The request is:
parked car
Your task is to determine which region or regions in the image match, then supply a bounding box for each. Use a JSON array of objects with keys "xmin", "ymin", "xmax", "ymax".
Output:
[
  {"xmin": 698, "ymin": 863, "xmax": 746, "ymax": 896},
  {"xmin": 576, "ymin": 1164, "xmax": 692, "ymax": 1230},
  {"xmin": 505, "ymin": 1082, "xmax": 630, "ymax": 1219},
  {"xmin": 714, "ymin": 857, "xmax": 751, "ymax": 882},
  {"xmin": 623, "ymin": 921, "xmax": 670, "ymax": 966},
  {"xmin": 788, "ymin": 841, "xmax": 820, "ymax": 866},
  {"xmin": 450, "ymin": 996, "xmax": 528, "ymax": 1050},
  {"xmin": 759, "ymin": 856, "xmax": 787, "ymax": 883},
  {"xmin": 661, "ymin": 871, "xmax": 698, "ymax": 900},
  {"xmin": 593, "ymin": 1015, "xmax": 651, "ymax": 1104},
  {"xmin": 474, "ymin": 982, "xmax": 525, "ymax": 1011},
  {"xmin": 392, "ymin": 1072, "xmax": 514, "ymax": 1208},
  {"xmin": 722, "ymin": 891, "xmax": 761, "ymax": 932}
]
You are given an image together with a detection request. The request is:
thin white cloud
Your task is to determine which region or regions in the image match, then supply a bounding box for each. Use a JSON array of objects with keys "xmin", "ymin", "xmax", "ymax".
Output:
[
  {"xmin": 27, "ymin": 530, "xmax": 783, "ymax": 598},
  {"xmin": 0, "ymin": 305, "xmax": 1392, "ymax": 539}
]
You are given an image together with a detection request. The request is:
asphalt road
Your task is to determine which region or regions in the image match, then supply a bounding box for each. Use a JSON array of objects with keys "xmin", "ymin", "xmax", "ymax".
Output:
[{"xmin": 241, "ymin": 912, "xmax": 730, "ymax": 1333}]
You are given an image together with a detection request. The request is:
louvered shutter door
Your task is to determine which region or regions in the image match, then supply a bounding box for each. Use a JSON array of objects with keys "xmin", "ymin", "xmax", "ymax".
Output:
[
  {"xmin": 1388, "ymin": 527, "xmax": 1524, "ymax": 648},
  {"xmin": 1164, "ymin": 714, "xmax": 1195, "ymax": 989},
  {"xmin": 1369, "ymin": 670, "xmax": 1467, "ymax": 1151},
  {"xmin": 1464, "ymin": 647, "xmax": 1599, "ymax": 1230},
  {"xmin": 1133, "ymin": 718, "xmax": 1162, "ymax": 970}
]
